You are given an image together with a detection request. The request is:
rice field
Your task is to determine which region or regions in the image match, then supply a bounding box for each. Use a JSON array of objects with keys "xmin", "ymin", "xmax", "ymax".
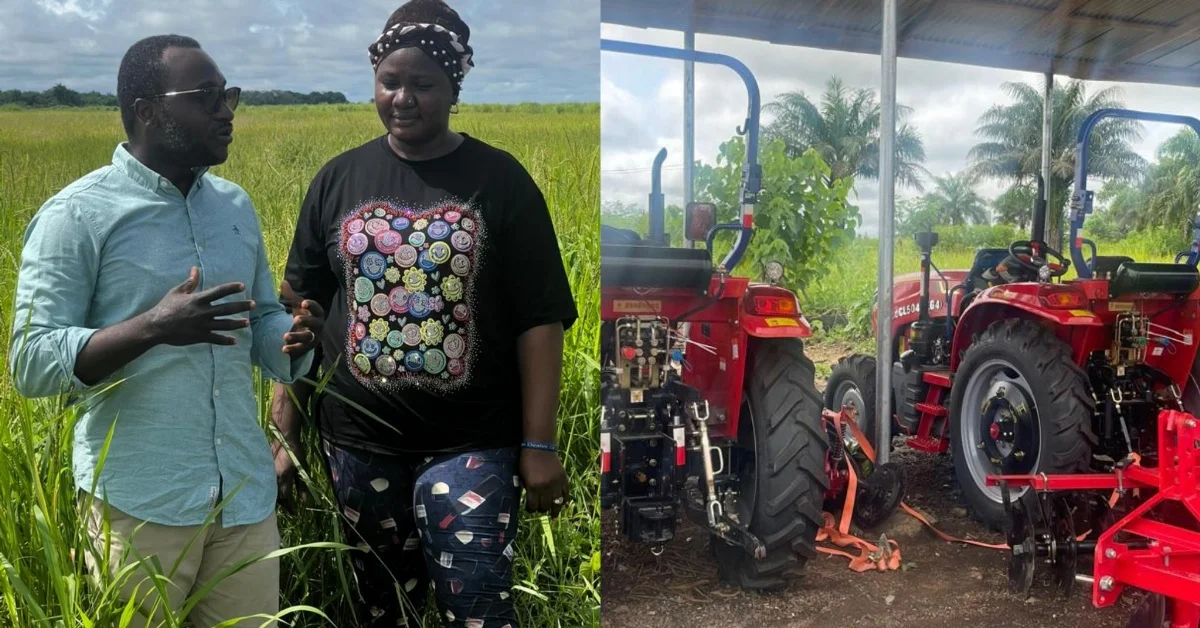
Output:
[{"xmin": 0, "ymin": 104, "xmax": 600, "ymax": 627}]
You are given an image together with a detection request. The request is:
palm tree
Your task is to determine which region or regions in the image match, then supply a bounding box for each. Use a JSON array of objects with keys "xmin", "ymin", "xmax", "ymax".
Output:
[
  {"xmin": 1141, "ymin": 128, "xmax": 1200, "ymax": 239},
  {"xmin": 922, "ymin": 171, "xmax": 989, "ymax": 226},
  {"xmin": 763, "ymin": 77, "xmax": 928, "ymax": 190},
  {"xmin": 991, "ymin": 184, "xmax": 1035, "ymax": 230},
  {"xmin": 969, "ymin": 79, "xmax": 1146, "ymax": 244}
]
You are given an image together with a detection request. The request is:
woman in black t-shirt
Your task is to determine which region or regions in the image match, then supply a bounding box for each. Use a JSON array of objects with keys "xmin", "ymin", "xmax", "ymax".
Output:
[{"xmin": 270, "ymin": 1, "xmax": 577, "ymax": 625}]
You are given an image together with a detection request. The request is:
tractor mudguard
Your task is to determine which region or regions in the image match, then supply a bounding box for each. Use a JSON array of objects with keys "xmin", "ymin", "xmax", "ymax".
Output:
[
  {"xmin": 741, "ymin": 313, "xmax": 813, "ymax": 339},
  {"xmin": 950, "ymin": 288, "xmax": 1102, "ymax": 370}
]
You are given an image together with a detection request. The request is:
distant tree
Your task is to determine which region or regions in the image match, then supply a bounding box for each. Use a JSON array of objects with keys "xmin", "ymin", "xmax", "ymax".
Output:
[
  {"xmin": 921, "ymin": 171, "xmax": 988, "ymax": 226},
  {"xmin": 763, "ymin": 76, "xmax": 928, "ymax": 190}
]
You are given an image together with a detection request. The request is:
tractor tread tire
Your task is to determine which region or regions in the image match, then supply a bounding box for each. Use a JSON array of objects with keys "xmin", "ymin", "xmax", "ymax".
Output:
[
  {"xmin": 824, "ymin": 354, "xmax": 879, "ymax": 448},
  {"xmin": 714, "ymin": 339, "xmax": 829, "ymax": 591},
  {"xmin": 949, "ymin": 319, "xmax": 1097, "ymax": 530}
]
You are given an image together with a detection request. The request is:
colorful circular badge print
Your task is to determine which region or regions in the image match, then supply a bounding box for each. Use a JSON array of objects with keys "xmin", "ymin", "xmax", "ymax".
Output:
[
  {"xmin": 354, "ymin": 276, "xmax": 374, "ymax": 303},
  {"xmin": 450, "ymin": 254, "xmax": 470, "ymax": 276},
  {"xmin": 447, "ymin": 358, "xmax": 464, "ymax": 376},
  {"xmin": 409, "ymin": 291, "xmax": 431, "ymax": 318},
  {"xmin": 444, "ymin": 210, "xmax": 461, "ymax": 224},
  {"xmin": 376, "ymin": 354, "xmax": 398, "ymax": 376},
  {"xmin": 360, "ymin": 252, "xmax": 386, "ymax": 279},
  {"xmin": 386, "ymin": 330, "xmax": 405, "ymax": 348},
  {"xmin": 428, "ymin": 220, "xmax": 451, "ymax": 240},
  {"xmin": 408, "ymin": 231, "xmax": 427, "ymax": 248},
  {"xmin": 413, "ymin": 218, "xmax": 429, "ymax": 231},
  {"xmin": 453, "ymin": 303, "xmax": 470, "ymax": 321},
  {"xmin": 347, "ymin": 218, "xmax": 365, "ymax": 234},
  {"xmin": 376, "ymin": 230, "xmax": 402, "ymax": 254},
  {"xmin": 365, "ymin": 218, "xmax": 390, "ymax": 236},
  {"xmin": 347, "ymin": 233, "xmax": 369, "ymax": 256},
  {"xmin": 370, "ymin": 293, "xmax": 391, "ymax": 317},
  {"xmin": 395, "ymin": 244, "xmax": 418, "ymax": 268},
  {"xmin": 388, "ymin": 287, "xmax": 410, "ymax": 313},
  {"xmin": 461, "ymin": 217, "xmax": 475, "ymax": 231},
  {"xmin": 424, "ymin": 349, "xmax": 447, "ymax": 374},
  {"xmin": 418, "ymin": 250, "xmax": 437, "ymax": 271},
  {"xmin": 354, "ymin": 322, "xmax": 367, "ymax": 341},
  {"xmin": 443, "ymin": 333, "xmax": 465, "ymax": 359},
  {"xmin": 451, "ymin": 231, "xmax": 473, "ymax": 252},
  {"xmin": 402, "ymin": 323, "xmax": 421, "ymax": 346},
  {"xmin": 391, "ymin": 217, "xmax": 411, "ymax": 231},
  {"xmin": 354, "ymin": 353, "xmax": 372, "ymax": 374},
  {"xmin": 428, "ymin": 241, "xmax": 452, "ymax": 264},
  {"xmin": 404, "ymin": 351, "xmax": 424, "ymax": 372},
  {"xmin": 361, "ymin": 337, "xmax": 382, "ymax": 358}
]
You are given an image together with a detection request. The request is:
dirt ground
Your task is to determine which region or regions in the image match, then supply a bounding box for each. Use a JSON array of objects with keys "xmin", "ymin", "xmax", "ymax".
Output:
[{"xmin": 600, "ymin": 341, "xmax": 1143, "ymax": 628}]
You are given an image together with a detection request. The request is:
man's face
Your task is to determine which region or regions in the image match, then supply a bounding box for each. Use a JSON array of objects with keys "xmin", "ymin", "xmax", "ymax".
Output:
[
  {"xmin": 145, "ymin": 47, "xmax": 235, "ymax": 167},
  {"xmin": 374, "ymin": 47, "xmax": 455, "ymax": 147}
]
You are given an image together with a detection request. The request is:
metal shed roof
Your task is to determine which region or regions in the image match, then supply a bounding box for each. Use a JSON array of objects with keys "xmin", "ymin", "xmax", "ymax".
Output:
[{"xmin": 601, "ymin": 0, "xmax": 1200, "ymax": 88}]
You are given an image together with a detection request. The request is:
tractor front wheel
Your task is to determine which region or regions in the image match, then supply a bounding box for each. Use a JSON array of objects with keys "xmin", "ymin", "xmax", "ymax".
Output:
[
  {"xmin": 712, "ymin": 338, "xmax": 829, "ymax": 590},
  {"xmin": 824, "ymin": 354, "xmax": 878, "ymax": 450},
  {"xmin": 948, "ymin": 320, "xmax": 1096, "ymax": 529}
]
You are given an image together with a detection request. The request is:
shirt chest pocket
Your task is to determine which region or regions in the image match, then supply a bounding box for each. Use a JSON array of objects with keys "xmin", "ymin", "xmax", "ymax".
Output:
[{"xmin": 205, "ymin": 225, "xmax": 260, "ymax": 288}]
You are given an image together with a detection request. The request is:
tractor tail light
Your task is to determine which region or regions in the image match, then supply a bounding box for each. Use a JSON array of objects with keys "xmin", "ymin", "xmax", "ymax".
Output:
[
  {"xmin": 749, "ymin": 293, "xmax": 799, "ymax": 316},
  {"xmin": 600, "ymin": 432, "xmax": 611, "ymax": 474},
  {"xmin": 1040, "ymin": 288, "xmax": 1086, "ymax": 309},
  {"xmin": 674, "ymin": 427, "xmax": 686, "ymax": 466}
]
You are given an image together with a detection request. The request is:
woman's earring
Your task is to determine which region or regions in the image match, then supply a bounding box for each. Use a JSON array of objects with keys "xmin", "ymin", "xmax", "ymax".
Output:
[{"xmin": 450, "ymin": 103, "xmax": 460, "ymax": 115}]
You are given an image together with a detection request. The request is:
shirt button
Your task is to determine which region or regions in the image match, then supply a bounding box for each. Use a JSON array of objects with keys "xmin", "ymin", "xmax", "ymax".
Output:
[
  {"xmin": 198, "ymin": 246, "xmax": 205, "ymax": 253},
  {"xmin": 214, "ymin": 388, "xmax": 220, "ymax": 397},
  {"xmin": 216, "ymin": 438, "xmax": 223, "ymax": 446}
]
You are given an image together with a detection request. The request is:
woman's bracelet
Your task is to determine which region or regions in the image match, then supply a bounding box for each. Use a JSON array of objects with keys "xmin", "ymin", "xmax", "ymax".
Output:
[{"xmin": 521, "ymin": 440, "xmax": 557, "ymax": 452}]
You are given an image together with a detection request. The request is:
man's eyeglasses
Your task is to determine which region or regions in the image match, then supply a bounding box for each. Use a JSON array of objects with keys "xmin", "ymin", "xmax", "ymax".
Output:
[{"xmin": 150, "ymin": 86, "xmax": 241, "ymax": 114}]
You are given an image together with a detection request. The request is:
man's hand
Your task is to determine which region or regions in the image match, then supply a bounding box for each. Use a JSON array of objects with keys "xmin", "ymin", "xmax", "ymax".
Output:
[
  {"xmin": 280, "ymin": 280, "xmax": 324, "ymax": 355},
  {"xmin": 144, "ymin": 267, "xmax": 254, "ymax": 346},
  {"xmin": 519, "ymin": 448, "xmax": 569, "ymax": 518}
]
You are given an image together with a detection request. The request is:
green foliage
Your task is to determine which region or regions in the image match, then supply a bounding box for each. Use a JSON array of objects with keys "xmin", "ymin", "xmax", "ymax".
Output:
[
  {"xmin": 968, "ymin": 79, "xmax": 1146, "ymax": 242},
  {"xmin": 693, "ymin": 135, "xmax": 857, "ymax": 292},
  {"xmin": 992, "ymin": 184, "xmax": 1036, "ymax": 230},
  {"xmin": 0, "ymin": 85, "xmax": 352, "ymax": 108},
  {"xmin": 762, "ymin": 77, "xmax": 928, "ymax": 190}
]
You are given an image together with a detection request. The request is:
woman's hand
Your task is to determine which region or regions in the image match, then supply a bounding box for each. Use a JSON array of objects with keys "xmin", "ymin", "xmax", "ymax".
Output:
[{"xmin": 519, "ymin": 448, "xmax": 569, "ymax": 518}]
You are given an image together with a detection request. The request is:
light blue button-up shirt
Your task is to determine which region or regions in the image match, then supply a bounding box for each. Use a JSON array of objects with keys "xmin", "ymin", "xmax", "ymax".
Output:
[{"xmin": 9, "ymin": 143, "xmax": 312, "ymax": 527}]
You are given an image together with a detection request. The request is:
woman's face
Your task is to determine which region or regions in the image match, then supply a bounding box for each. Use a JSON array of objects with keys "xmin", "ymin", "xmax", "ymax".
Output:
[{"xmin": 374, "ymin": 46, "xmax": 455, "ymax": 147}]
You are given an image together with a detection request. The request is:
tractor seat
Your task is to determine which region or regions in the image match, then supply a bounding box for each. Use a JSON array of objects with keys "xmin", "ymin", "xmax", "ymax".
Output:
[
  {"xmin": 1091, "ymin": 255, "xmax": 1134, "ymax": 279},
  {"xmin": 1109, "ymin": 262, "xmax": 1200, "ymax": 298},
  {"xmin": 601, "ymin": 243, "xmax": 713, "ymax": 290},
  {"xmin": 965, "ymin": 248, "xmax": 1011, "ymax": 288}
]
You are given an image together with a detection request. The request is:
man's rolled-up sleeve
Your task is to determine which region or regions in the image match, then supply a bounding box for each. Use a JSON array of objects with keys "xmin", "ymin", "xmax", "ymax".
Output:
[{"xmin": 9, "ymin": 198, "xmax": 101, "ymax": 398}]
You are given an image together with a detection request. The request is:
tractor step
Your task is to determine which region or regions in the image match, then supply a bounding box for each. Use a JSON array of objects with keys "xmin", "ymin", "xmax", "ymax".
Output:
[
  {"xmin": 915, "ymin": 402, "xmax": 948, "ymax": 417},
  {"xmin": 922, "ymin": 371, "xmax": 952, "ymax": 388}
]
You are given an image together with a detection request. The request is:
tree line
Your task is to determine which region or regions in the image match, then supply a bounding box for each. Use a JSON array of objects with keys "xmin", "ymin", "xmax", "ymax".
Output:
[
  {"xmin": 604, "ymin": 75, "xmax": 1200, "ymax": 290},
  {"xmin": 0, "ymin": 84, "xmax": 349, "ymax": 108}
]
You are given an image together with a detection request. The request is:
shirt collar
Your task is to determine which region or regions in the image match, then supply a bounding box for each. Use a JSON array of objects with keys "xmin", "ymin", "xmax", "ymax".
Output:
[{"xmin": 111, "ymin": 143, "xmax": 209, "ymax": 195}]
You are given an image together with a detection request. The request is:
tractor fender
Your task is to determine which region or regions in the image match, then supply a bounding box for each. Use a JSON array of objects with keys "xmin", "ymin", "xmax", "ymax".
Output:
[
  {"xmin": 742, "ymin": 313, "xmax": 813, "ymax": 339},
  {"xmin": 950, "ymin": 291, "xmax": 1102, "ymax": 370}
]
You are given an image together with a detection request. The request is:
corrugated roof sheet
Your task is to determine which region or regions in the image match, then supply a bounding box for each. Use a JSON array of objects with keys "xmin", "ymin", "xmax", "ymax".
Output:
[{"xmin": 602, "ymin": 0, "xmax": 1200, "ymax": 87}]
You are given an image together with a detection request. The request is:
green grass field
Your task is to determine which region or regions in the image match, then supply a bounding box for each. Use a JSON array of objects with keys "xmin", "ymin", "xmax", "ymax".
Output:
[{"xmin": 0, "ymin": 104, "xmax": 599, "ymax": 627}]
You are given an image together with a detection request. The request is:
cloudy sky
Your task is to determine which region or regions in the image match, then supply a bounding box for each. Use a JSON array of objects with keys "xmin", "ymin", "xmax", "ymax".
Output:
[
  {"xmin": 601, "ymin": 22, "xmax": 1200, "ymax": 235},
  {"xmin": 0, "ymin": 0, "xmax": 599, "ymax": 103}
]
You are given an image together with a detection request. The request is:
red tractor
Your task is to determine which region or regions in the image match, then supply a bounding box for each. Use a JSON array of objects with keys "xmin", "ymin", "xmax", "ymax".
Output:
[
  {"xmin": 599, "ymin": 39, "xmax": 901, "ymax": 590},
  {"xmin": 826, "ymin": 109, "xmax": 1200, "ymax": 537}
]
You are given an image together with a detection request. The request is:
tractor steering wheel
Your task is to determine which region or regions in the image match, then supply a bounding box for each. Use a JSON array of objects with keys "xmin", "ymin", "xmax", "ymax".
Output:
[{"xmin": 1007, "ymin": 240, "xmax": 1069, "ymax": 278}]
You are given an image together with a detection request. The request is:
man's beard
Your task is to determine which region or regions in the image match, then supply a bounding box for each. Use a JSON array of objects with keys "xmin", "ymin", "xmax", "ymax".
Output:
[{"xmin": 159, "ymin": 116, "xmax": 217, "ymax": 167}]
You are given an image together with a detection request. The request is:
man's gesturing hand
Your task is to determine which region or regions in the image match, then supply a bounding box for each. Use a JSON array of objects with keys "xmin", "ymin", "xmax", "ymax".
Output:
[{"xmin": 145, "ymin": 267, "xmax": 254, "ymax": 346}]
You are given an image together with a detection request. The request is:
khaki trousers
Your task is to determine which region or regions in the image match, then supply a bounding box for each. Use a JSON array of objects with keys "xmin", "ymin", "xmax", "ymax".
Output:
[{"xmin": 79, "ymin": 493, "xmax": 280, "ymax": 628}]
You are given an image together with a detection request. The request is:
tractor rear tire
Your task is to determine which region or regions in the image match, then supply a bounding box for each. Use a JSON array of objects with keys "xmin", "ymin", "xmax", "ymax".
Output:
[
  {"xmin": 713, "ymin": 338, "xmax": 829, "ymax": 590},
  {"xmin": 948, "ymin": 319, "xmax": 1096, "ymax": 530},
  {"xmin": 824, "ymin": 354, "xmax": 878, "ymax": 450}
]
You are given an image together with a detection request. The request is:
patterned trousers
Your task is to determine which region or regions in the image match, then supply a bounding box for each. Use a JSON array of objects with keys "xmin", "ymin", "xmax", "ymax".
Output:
[{"xmin": 323, "ymin": 440, "xmax": 521, "ymax": 627}]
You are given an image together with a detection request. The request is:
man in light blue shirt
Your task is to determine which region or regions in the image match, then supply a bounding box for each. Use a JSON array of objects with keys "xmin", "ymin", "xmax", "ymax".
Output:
[{"xmin": 8, "ymin": 35, "xmax": 323, "ymax": 627}]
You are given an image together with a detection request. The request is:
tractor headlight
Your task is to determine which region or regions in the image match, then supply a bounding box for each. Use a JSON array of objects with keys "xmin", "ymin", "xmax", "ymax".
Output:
[{"xmin": 764, "ymin": 261, "xmax": 784, "ymax": 284}]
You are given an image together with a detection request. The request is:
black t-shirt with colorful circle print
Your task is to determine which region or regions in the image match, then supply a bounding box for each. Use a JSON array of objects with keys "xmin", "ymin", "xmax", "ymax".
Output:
[{"xmin": 283, "ymin": 133, "xmax": 578, "ymax": 455}]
